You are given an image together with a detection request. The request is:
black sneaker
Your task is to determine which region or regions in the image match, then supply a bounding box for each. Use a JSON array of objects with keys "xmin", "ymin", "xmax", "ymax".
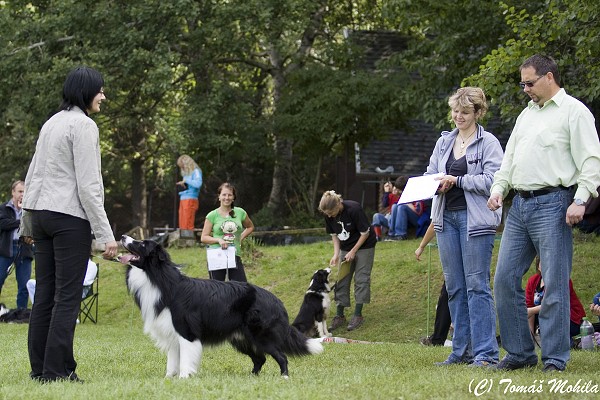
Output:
[
  {"xmin": 30, "ymin": 372, "xmax": 43, "ymax": 382},
  {"xmin": 40, "ymin": 372, "xmax": 85, "ymax": 384},
  {"xmin": 435, "ymin": 357, "xmax": 472, "ymax": 366},
  {"xmin": 493, "ymin": 357, "xmax": 538, "ymax": 371},
  {"xmin": 543, "ymin": 363, "xmax": 563, "ymax": 373},
  {"xmin": 67, "ymin": 372, "xmax": 84, "ymax": 383}
]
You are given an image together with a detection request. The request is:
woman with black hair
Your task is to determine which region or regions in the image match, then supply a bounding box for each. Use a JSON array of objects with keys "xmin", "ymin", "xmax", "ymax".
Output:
[
  {"xmin": 201, "ymin": 183, "xmax": 254, "ymax": 282},
  {"xmin": 20, "ymin": 66, "xmax": 118, "ymax": 383}
]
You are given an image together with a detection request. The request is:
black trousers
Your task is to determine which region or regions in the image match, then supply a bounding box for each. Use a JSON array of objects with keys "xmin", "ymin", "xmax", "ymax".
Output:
[
  {"xmin": 28, "ymin": 210, "xmax": 92, "ymax": 380},
  {"xmin": 208, "ymin": 255, "xmax": 247, "ymax": 282},
  {"xmin": 430, "ymin": 282, "xmax": 452, "ymax": 345}
]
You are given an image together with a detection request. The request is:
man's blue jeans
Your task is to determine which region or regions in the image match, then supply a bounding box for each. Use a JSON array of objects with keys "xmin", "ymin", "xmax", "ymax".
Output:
[
  {"xmin": 0, "ymin": 241, "xmax": 32, "ymax": 309},
  {"xmin": 436, "ymin": 209, "xmax": 499, "ymax": 363},
  {"xmin": 494, "ymin": 190, "xmax": 572, "ymax": 370}
]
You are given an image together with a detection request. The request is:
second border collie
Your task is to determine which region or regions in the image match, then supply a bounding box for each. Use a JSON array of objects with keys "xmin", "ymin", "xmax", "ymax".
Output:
[{"xmin": 292, "ymin": 268, "xmax": 332, "ymax": 338}]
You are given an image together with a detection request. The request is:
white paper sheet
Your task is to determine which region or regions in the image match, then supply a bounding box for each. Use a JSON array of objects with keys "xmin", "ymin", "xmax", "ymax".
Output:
[
  {"xmin": 398, "ymin": 173, "xmax": 444, "ymax": 204},
  {"xmin": 206, "ymin": 247, "xmax": 237, "ymax": 271}
]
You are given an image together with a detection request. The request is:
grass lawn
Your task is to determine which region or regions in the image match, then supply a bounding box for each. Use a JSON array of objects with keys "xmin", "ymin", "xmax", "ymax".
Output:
[{"xmin": 1, "ymin": 232, "xmax": 599, "ymax": 399}]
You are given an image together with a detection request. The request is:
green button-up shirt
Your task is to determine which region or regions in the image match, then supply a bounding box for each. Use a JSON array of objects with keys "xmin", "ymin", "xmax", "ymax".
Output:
[{"xmin": 491, "ymin": 88, "xmax": 600, "ymax": 202}]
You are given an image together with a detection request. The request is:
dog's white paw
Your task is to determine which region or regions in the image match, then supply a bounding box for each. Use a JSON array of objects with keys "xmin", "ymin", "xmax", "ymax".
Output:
[{"xmin": 165, "ymin": 370, "xmax": 178, "ymax": 378}]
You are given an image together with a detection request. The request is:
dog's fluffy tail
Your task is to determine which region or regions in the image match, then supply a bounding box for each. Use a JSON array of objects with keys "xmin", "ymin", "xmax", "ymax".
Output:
[{"xmin": 284, "ymin": 326, "xmax": 324, "ymax": 356}]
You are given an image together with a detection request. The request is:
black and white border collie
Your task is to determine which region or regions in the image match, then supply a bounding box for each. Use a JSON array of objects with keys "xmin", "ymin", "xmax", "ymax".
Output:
[
  {"xmin": 119, "ymin": 235, "xmax": 322, "ymax": 379},
  {"xmin": 292, "ymin": 268, "xmax": 332, "ymax": 338},
  {"xmin": 0, "ymin": 303, "xmax": 31, "ymax": 323}
]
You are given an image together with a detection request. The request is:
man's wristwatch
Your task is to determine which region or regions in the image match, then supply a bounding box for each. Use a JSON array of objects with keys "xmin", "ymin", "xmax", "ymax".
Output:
[{"xmin": 574, "ymin": 198, "xmax": 587, "ymax": 206}]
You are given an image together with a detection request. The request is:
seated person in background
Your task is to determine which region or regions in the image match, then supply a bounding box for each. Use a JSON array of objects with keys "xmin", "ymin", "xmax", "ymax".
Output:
[
  {"xmin": 372, "ymin": 181, "xmax": 401, "ymax": 241},
  {"xmin": 526, "ymin": 256, "xmax": 585, "ymax": 348},
  {"xmin": 591, "ymin": 292, "xmax": 600, "ymax": 316},
  {"xmin": 27, "ymin": 258, "xmax": 98, "ymax": 305},
  {"xmin": 386, "ymin": 176, "xmax": 428, "ymax": 240}
]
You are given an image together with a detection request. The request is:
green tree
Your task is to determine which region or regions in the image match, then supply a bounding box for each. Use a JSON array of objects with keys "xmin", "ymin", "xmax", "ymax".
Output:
[
  {"xmin": 275, "ymin": 65, "xmax": 410, "ymax": 216},
  {"xmin": 0, "ymin": 1, "xmax": 191, "ymax": 233},
  {"xmin": 183, "ymin": 0, "xmax": 333, "ymax": 217},
  {"xmin": 179, "ymin": 0, "xmax": 406, "ymax": 219},
  {"xmin": 382, "ymin": 0, "xmax": 513, "ymax": 128},
  {"xmin": 468, "ymin": 0, "xmax": 600, "ymax": 128},
  {"xmin": 10, "ymin": 0, "xmax": 594, "ymax": 231}
]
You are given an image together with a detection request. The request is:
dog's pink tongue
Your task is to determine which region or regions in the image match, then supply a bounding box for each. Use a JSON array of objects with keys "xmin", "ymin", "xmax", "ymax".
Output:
[{"xmin": 118, "ymin": 254, "xmax": 136, "ymax": 264}]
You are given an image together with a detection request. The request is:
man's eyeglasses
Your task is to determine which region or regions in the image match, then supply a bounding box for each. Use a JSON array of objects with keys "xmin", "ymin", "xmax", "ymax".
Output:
[{"xmin": 519, "ymin": 75, "xmax": 544, "ymax": 89}]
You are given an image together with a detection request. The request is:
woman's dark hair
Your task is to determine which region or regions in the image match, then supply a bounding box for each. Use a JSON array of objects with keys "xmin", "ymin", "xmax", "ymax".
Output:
[
  {"xmin": 217, "ymin": 182, "xmax": 237, "ymax": 218},
  {"xmin": 60, "ymin": 66, "xmax": 104, "ymax": 114}
]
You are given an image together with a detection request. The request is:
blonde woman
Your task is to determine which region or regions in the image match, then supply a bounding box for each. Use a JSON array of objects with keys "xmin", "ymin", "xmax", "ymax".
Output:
[
  {"xmin": 319, "ymin": 190, "xmax": 377, "ymax": 332},
  {"xmin": 425, "ymin": 87, "xmax": 503, "ymax": 367},
  {"xmin": 176, "ymin": 155, "xmax": 203, "ymax": 230}
]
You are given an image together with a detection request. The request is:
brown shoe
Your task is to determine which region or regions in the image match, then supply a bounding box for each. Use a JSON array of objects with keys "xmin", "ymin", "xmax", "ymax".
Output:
[
  {"xmin": 347, "ymin": 315, "xmax": 364, "ymax": 331},
  {"xmin": 329, "ymin": 315, "xmax": 347, "ymax": 331}
]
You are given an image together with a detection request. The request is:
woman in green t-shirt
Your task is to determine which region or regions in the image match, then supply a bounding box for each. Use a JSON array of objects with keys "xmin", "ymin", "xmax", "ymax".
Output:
[{"xmin": 201, "ymin": 183, "xmax": 254, "ymax": 281}]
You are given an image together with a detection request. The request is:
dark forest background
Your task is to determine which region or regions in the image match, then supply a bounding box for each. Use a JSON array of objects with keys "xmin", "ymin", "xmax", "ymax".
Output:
[{"xmin": 1, "ymin": 0, "xmax": 598, "ymax": 236}]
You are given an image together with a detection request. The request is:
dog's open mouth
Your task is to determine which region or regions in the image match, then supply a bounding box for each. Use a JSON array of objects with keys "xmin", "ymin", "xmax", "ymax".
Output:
[
  {"xmin": 119, "ymin": 235, "xmax": 141, "ymax": 264},
  {"xmin": 118, "ymin": 254, "xmax": 139, "ymax": 264}
]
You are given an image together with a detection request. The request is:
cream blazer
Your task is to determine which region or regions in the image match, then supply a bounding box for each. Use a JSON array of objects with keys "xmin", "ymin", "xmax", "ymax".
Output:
[{"xmin": 20, "ymin": 107, "xmax": 115, "ymax": 243}]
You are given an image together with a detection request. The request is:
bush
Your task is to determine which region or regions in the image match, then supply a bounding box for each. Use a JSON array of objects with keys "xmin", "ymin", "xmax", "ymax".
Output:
[{"xmin": 252, "ymin": 206, "xmax": 322, "ymax": 229}]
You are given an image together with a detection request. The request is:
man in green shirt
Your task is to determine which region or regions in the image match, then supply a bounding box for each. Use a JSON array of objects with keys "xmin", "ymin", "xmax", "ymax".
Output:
[{"xmin": 488, "ymin": 54, "xmax": 600, "ymax": 373}]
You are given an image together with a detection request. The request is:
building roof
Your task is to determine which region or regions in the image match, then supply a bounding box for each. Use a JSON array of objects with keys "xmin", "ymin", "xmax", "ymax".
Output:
[
  {"xmin": 358, "ymin": 119, "xmax": 510, "ymax": 178},
  {"xmin": 347, "ymin": 29, "xmax": 408, "ymax": 70}
]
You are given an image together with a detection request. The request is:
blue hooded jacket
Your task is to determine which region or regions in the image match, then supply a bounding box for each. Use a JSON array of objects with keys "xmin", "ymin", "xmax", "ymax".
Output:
[
  {"xmin": 425, "ymin": 125, "xmax": 503, "ymax": 237},
  {"xmin": 178, "ymin": 168, "xmax": 203, "ymax": 200}
]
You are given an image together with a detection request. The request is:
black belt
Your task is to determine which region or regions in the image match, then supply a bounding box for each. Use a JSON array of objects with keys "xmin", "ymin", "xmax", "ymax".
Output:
[{"xmin": 516, "ymin": 186, "xmax": 569, "ymax": 198}]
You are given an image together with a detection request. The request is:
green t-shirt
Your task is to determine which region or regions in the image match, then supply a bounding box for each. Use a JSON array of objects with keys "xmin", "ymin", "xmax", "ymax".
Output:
[{"xmin": 205, "ymin": 207, "xmax": 248, "ymax": 256}]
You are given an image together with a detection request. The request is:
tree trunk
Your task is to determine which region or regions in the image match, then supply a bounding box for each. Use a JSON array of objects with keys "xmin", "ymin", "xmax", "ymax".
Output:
[
  {"xmin": 266, "ymin": 67, "xmax": 292, "ymax": 215},
  {"xmin": 131, "ymin": 157, "xmax": 149, "ymax": 235},
  {"xmin": 264, "ymin": 3, "xmax": 327, "ymax": 215},
  {"xmin": 267, "ymin": 136, "xmax": 293, "ymax": 213},
  {"xmin": 309, "ymin": 156, "xmax": 322, "ymax": 216}
]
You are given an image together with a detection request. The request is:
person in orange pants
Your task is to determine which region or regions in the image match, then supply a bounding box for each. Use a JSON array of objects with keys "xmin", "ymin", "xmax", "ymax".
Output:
[{"xmin": 176, "ymin": 155, "xmax": 203, "ymax": 230}]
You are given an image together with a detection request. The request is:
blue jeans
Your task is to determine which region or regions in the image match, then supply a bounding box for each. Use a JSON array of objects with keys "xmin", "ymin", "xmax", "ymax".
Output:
[
  {"xmin": 436, "ymin": 209, "xmax": 498, "ymax": 363},
  {"xmin": 494, "ymin": 190, "xmax": 572, "ymax": 370},
  {"xmin": 372, "ymin": 213, "xmax": 390, "ymax": 229},
  {"xmin": 389, "ymin": 204, "xmax": 419, "ymax": 236},
  {"xmin": 0, "ymin": 241, "xmax": 33, "ymax": 309}
]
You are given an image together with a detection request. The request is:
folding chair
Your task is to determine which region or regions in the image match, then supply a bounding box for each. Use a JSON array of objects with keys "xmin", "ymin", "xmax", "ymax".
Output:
[{"xmin": 79, "ymin": 264, "xmax": 99, "ymax": 324}]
